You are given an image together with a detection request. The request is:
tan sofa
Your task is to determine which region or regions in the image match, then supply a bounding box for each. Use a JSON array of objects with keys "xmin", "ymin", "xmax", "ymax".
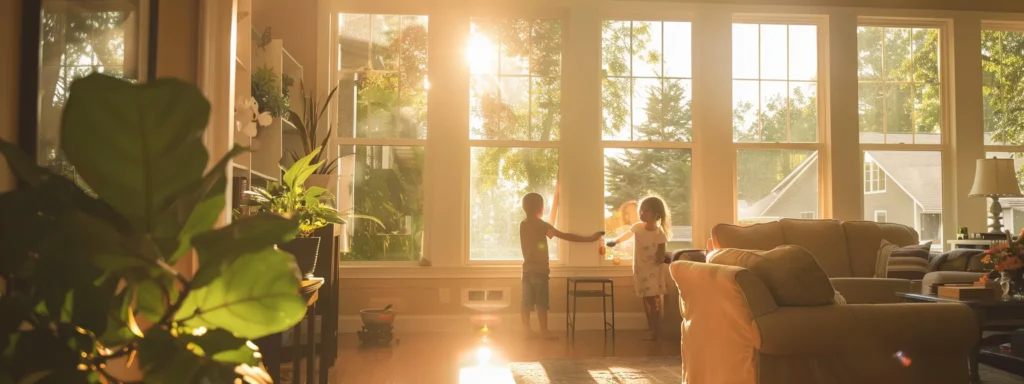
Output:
[
  {"xmin": 711, "ymin": 219, "xmax": 925, "ymax": 303},
  {"xmin": 669, "ymin": 253, "xmax": 979, "ymax": 384}
]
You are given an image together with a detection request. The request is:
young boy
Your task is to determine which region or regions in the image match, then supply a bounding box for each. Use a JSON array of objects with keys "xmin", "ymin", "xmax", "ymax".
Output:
[{"xmin": 519, "ymin": 192, "xmax": 603, "ymax": 339}]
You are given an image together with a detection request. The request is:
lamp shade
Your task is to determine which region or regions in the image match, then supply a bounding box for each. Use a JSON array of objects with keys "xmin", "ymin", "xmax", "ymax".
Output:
[{"xmin": 969, "ymin": 158, "xmax": 1023, "ymax": 197}]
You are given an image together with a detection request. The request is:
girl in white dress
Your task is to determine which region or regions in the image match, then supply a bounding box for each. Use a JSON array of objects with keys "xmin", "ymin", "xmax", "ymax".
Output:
[{"xmin": 606, "ymin": 196, "xmax": 671, "ymax": 341}]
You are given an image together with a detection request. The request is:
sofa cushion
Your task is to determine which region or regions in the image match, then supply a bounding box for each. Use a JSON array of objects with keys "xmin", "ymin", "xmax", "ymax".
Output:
[
  {"xmin": 877, "ymin": 239, "xmax": 898, "ymax": 278},
  {"xmin": 878, "ymin": 223, "xmax": 921, "ymax": 247},
  {"xmin": 842, "ymin": 221, "xmax": 887, "ymax": 278},
  {"xmin": 712, "ymin": 221, "xmax": 785, "ymax": 251},
  {"xmin": 709, "ymin": 245, "xmax": 836, "ymax": 306},
  {"xmin": 780, "ymin": 219, "xmax": 852, "ymax": 277},
  {"xmin": 891, "ymin": 242, "xmax": 931, "ymax": 259}
]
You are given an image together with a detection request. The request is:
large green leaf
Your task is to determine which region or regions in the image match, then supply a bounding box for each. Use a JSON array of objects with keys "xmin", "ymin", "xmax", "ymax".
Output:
[
  {"xmin": 282, "ymin": 146, "xmax": 323, "ymax": 189},
  {"xmin": 164, "ymin": 145, "xmax": 248, "ymax": 264},
  {"xmin": 190, "ymin": 213, "xmax": 299, "ymax": 289},
  {"xmin": 175, "ymin": 248, "xmax": 305, "ymax": 339},
  {"xmin": 179, "ymin": 329, "xmax": 259, "ymax": 366},
  {"xmin": 60, "ymin": 74, "xmax": 211, "ymax": 235},
  {"xmin": 0, "ymin": 141, "xmax": 45, "ymax": 187},
  {"xmin": 96, "ymin": 292, "xmax": 137, "ymax": 348}
]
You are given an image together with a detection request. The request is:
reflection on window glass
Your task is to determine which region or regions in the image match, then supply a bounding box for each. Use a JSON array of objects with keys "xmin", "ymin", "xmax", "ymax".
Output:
[
  {"xmin": 862, "ymin": 151, "xmax": 943, "ymax": 245},
  {"xmin": 38, "ymin": 1, "xmax": 144, "ymax": 187},
  {"xmin": 982, "ymin": 30, "xmax": 1024, "ymax": 146},
  {"xmin": 857, "ymin": 26, "xmax": 941, "ymax": 144},
  {"xmin": 603, "ymin": 148, "xmax": 692, "ymax": 259},
  {"xmin": 737, "ymin": 149, "xmax": 818, "ymax": 224},
  {"xmin": 602, "ymin": 21, "xmax": 693, "ymax": 141},
  {"xmin": 337, "ymin": 145, "xmax": 425, "ymax": 261},
  {"xmin": 470, "ymin": 147, "xmax": 558, "ymax": 261},
  {"xmin": 469, "ymin": 18, "xmax": 561, "ymax": 141},
  {"xmin": 338, "ymin": 14, "xmax": 428, "ymax": 139},
  {"xmin": 732, "ymin": 24, "xmax": 818, "ymax": 143}
]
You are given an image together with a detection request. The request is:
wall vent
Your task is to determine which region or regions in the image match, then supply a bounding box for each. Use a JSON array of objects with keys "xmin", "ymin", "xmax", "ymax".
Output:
[{"xmin": 462, "ymin": 287, "xmax": 510, "ymax": 311}]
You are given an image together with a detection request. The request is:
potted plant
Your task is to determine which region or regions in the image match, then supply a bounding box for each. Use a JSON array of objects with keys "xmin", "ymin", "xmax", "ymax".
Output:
[
  {"xmin": 0, "ymin": 74, "xmax": 307, "ymax": 383},
  {"xmin": 286, "ymin": 84, "xmax": 339, "ymax": 190},
  {"xmin": 246, "ymin": 147, "xmax": 379, "ymax": 278}
]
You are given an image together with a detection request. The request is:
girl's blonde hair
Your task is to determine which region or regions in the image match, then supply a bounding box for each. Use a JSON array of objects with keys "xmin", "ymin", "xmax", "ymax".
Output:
[{"xmin": 639, "ymin": 196, "xmax": 672, "ymax": 239}]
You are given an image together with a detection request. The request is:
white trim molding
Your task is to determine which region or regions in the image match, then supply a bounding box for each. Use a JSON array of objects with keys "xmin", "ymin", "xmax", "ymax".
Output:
[{"xmin": 338, "ymin": 312, "xmax": 649, "ymax": 333}]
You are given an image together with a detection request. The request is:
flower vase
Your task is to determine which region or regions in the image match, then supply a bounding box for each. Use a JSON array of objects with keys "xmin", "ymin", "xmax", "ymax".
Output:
[{"xmin": 1000, "ymin": 271, "xmax": 1012, "ymax": 299}]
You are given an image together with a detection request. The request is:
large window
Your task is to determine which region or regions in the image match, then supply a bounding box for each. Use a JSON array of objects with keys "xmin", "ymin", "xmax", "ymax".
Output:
[
  {"xmin": 982, "ymin": 28, "xmax": 1024, "ymax": 235},
  {"xmin": 337, "ymin": 14, "xmax": 428, "ymax": 261},
  {"xmin": 37, "ymin": 1, "xmax": 147, "ymax": 186},
  {"xmin": 857, "ymin": 26, "xmax": 942, "ymax": 144},
  {"xmin": 733, "ymin": 22, "xmax": 821, "ymax": 223},
  {"xmin": 858, "ymin": 24, "xmax": 945, "ymax": 245},
  {"xmin": 468, "ymin": 18, "xmax": 562, "ymax": 261},
  {"xmin": 602, "ymin": 21, "xmax": 694, "ymax": 260}
]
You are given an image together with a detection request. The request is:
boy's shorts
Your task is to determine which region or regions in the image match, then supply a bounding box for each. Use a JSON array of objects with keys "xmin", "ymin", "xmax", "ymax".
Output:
[{"xmin": 521, "ymin": 273, "xmax": 550, "ymax": 311}]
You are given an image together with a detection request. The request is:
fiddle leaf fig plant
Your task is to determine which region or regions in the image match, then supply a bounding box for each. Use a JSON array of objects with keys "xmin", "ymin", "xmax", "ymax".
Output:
[{"xmin": 0, "ymin": 74, "xmax": 306, "ymax": 384}]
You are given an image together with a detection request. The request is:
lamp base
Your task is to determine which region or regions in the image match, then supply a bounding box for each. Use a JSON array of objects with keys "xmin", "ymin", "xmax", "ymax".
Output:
[{"xmin": 988, "ymin": 197, "xmax": 1006, "ymax": 234}]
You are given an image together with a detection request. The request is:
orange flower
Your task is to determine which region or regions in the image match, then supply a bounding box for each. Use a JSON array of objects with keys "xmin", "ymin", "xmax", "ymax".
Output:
[
  {"xmin": 981, "ymin": 255, "xmax": 993, "ymax": 264},
  {"xmin": 979, "ymin": 274, "xmax": 989, "ymax": 282}
]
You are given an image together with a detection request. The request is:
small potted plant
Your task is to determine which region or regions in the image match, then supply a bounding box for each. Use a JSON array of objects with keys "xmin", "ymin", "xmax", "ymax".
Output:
[
  {"xmin": 246, "ymin": 147, "xmax": 379, "ymax": 279},
  {"xmin": 286, "ymin": 84, "xmax": 339, "ymax": 190}
]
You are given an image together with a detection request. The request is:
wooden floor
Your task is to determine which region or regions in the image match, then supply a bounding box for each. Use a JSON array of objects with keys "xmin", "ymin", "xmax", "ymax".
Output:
[{"xmin": 330, "ymin": 330, "xmax": 679, "ymax": 383}]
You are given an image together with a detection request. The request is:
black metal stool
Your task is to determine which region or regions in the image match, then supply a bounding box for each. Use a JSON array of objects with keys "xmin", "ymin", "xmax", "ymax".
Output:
[{"xmin": 565, "ymin": 277, "xmax": 615, "ymax": 342}]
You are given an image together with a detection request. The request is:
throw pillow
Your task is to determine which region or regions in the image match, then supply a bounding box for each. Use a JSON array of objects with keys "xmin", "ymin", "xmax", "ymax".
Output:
[
  {"xmin": 709, "ymin": 245, "xmax": 835, "ymax": 306},
  {"xmin": 890, "ymin": 241, "xmax": 931, "ymax": 259},
  {"xmin": 876, "ymin": 239, "xmax": 899, "ymax": 278}
]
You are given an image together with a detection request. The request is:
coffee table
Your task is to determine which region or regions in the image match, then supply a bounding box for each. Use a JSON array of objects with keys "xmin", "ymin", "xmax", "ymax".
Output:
[{"xmin": 898, "ymin": 293, "xmax": 1024, "ymax": 381}]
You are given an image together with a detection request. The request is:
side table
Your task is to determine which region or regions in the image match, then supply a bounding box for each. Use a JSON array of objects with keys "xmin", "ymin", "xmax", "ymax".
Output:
[
  {"xmin": 258, "ymin": 278, "xmax": 324, "ymax": 384},
  {"xmin": 897, "ymin": 292, "xmax": 1024, "ymax": 381}
]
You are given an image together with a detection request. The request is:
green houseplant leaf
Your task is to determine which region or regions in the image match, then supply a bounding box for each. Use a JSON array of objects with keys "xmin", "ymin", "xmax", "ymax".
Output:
[
  {"xmin": 190, "ymin": 213, "xmax": 300, "ymax": 288},
  {"xmin": 60, "ymin": 74, "xmax": 211, "ymax": 238},
  {"xmin": 175, "ymin": 248, "xmax": 305, "ymax": 339}
]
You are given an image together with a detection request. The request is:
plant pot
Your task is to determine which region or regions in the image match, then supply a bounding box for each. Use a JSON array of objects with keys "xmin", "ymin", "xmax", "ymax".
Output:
[{"xmin": 280, "ymin": 236, "xmax": 322, "ymax": 280}]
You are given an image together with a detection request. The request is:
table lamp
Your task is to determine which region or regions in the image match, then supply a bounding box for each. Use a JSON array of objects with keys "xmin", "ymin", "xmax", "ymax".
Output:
[{"xmin": 969, "ymin": 157, "xmax": 1023, "ymax": 233}]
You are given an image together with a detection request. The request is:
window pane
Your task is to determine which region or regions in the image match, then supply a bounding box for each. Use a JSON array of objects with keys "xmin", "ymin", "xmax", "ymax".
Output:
[
  {"xmin": 863, "ymin": 151, "xmax": 943, "ymax": 244},
  {"xmin": 604, "ymin": 148, "xmax": 693, "ymax": 260},
  {"xmin": 602, "ymin": 21, "xmax": 692, "ymax": 142},
  {"xmin": 982, "ymin": 30, "xmax": 1024, "ymax": 146},
  {"xmin": 338, "ymin": 14, "xmax": 428, "ymax": 139},
  {"xmin": 470, "ymin": 18, "xmax": 562, "ymax": 141},
  {"xmin": 470, "ymin": 147, "xmax": 559, "ymax": 260},
  {"xmin": 985, "ymin": 153, "xmax": 1024, "ymax": 236},
  {"xmin": 737, "ymin": 150, "xmax": 818, "ymax": 223},
  {"xmin": 338, "ymin": 145, "xmax": 425, "ymax": 261},
  {"xmin": 38, "ymin": 2, "xmax": 143, "ymax": 185},
  {"xmin": 732, "ymin": 23, "xmax": 819, "ymax": 144},
  {"xmin": 858, "ymin": 26, "xmax": 942, "ymax": 144}
]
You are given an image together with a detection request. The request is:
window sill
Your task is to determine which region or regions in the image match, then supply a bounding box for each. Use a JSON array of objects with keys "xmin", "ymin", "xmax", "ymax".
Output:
[{"xmin": 338, "ymin": 264, "xmax": 633, "ymax": 279}]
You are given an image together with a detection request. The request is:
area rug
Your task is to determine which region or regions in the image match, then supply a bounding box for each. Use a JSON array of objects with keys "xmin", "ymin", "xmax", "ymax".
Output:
[{"xmin": 508, "ymin": 356, "xmax": 1022, "ymax": 384}]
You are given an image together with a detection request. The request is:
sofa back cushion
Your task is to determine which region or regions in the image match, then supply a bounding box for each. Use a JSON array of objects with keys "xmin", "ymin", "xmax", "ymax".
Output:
[
  {"xmin": 709, "ymin": 245, "xmax": 837, "ymax": 306},
  {"xmin": 779, "ymin": 219, "xmax": 852, "ymax": 277},
  {"xmin": 878, "ymin": 223, "xmax": 920, "ymax": 247},
  {"xmin": 711, "ymin": 221, "xmax": 785, "ymax": 251},
  {"xmin": 842, "ymin": 221, "xmax": 920, "ymax": 277}
]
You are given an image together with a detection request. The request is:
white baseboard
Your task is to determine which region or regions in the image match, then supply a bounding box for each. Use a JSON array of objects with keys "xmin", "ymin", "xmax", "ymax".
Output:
[{"xmin": 339, "ymin": 312, "xmax": 649, "ymax": 334}]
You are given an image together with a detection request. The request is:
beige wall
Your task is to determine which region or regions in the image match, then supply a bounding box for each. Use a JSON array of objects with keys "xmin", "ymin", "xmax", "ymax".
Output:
[
  {"xmin": 253, "ymin": 0, "xmax": 319, "ymax": 89},
  {"xmin": 157, "ymin": 0, "xmax": 201, "ymax": 82},
  {"xmin": 0, "ymin": 0, "xmax": 20, "ymax": 192}
]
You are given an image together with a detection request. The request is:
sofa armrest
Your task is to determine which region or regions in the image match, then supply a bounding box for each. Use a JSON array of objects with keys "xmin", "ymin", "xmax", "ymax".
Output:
[
  {"xmin": 921, "ymin": 271, "xmax": 987, "ymax": 294},
  {"xmin": 830, "ymin": 278, "xmax": 912, "ymax": 304},
  {"xmin": 756, "ymin": 304, "xmax": 978, "ymax": 355}
]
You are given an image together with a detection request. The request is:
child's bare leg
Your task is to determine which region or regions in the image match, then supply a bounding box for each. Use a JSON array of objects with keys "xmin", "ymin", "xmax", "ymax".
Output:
[
  {"xmin": 650, "ymin": 296, "xmax": 662, "ymax": 339},
  {"xmin": 521, "ymin": 308, "xmax": 537, "ymax": 339},
  {"xmin": 642, "ymin": 296, "xmax": 659, "ymax": 340}
]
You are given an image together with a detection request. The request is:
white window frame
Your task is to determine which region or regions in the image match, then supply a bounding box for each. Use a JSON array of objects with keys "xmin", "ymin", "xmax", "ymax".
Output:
[
  {"xmin": 874, "ymin": 210, "xmax": 888, "ymax": 222},
  {"xmin": 732, "ymin": 15, "xmax": 828, "ymax": 223},
  {"xmin": 800, "ymin": 211, "xmax": 816, "ymax": 219},
  {"xmin": 333, "ymin": 12, "xmax": 431, "ymax": 266},
  {"xmin": 863, "ymin": 159, "xmax": 886, "ymax": 194},
  {"xmin": 600, "ymin": 19, "xmax": 695, "ymax": 266},
  {"xmin": 464, "ymin": 16, "xmax": 566, "ymax": 266},
  {"xmin": 857, "ymin": 18, "xmax": 952, "ymax": 244}
]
